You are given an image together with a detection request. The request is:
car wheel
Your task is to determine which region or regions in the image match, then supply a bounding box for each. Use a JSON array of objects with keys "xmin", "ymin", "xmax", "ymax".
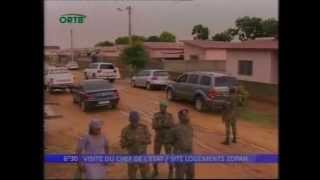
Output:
[
  {"xmin": 109, "ymin": 79, "xmax": 115, "ymax": 83},
  {"xmin": 131, "ymin": 80, "xmax": 136, "ymax": 88},
  {"xmin": 146, "ymin": 82, "xmax": 152, "ymax": 90},
  {"xmin": 80, "ymin": 100, "xmax": 88, "ymax": 112},
  {"xmin": 167, "ymin": 89, "xmax": 175, "ymax": 101},
  {"xmin": 195, "ymin": 96, "xmax": 205, "ymax": 112}
]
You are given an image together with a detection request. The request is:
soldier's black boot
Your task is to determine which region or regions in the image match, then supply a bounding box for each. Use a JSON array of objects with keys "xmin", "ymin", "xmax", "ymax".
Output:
[{"xmin": 232, "ymin": 137, "xmax": 237, "ymax": 143}]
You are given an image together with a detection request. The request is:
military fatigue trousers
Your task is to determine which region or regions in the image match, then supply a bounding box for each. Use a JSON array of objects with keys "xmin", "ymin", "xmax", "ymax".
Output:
[
  {"xmin": 153, "ymin": 141, "xmax": 174, "ymax": 175},
  {"xmin": 225, "ymin": 119, "xmax": 237, "ymax": 141},
  {"xmin": 175, "ymin": 163, "xmax": 195, "ymax": 179},
  {"xmin": 128, "ymin": 163, "xmax": 150, "ymax": 179}
]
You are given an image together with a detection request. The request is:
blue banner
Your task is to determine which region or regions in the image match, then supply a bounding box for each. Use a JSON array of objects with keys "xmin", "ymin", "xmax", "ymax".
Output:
[{"xmin": 45, "ymin": 154, "xmax": 278, "ymax": 164}]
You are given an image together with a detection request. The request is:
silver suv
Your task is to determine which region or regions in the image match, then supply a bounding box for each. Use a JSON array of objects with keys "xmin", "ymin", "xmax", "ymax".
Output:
[
  {"xmin": 131, "ymin": 69, "xmax": 169, "ymax": 90},
  {"xmin": 166, "ymin": 71, "xmax": 238, "ymax": 111}
]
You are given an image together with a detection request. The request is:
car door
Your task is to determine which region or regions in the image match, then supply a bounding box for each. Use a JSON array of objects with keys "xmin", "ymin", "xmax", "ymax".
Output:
[
  {"xmin": 174, "ymin": 74, "xmax": 189, "ymax": 99},
  {"xmin": 141, "ymin": 70, "xmax": 151, "ymax": 87},
  {"xmin": 185, "ymin": 74, "xmax": 200, "ymax": 101},
  {"xmin": 134, "ymin": 71, "xmax": 144, "ymax": 86},
  {"xmin": 199, "ymin": 75, "xmax": 212, "ymax": 98},
  {"xmin": 86, "ymin": 64, "xmax": 95, "ymax": 78}
]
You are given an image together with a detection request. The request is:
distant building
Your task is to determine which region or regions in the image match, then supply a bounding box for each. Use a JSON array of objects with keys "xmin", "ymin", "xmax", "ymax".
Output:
[
  {"xmin": 143, "ymin": 42, "xmax": 184, "ymax": 61},
  {"xmin": 182, "ymin": 39, "xmax": 278, "ymax": 84}
]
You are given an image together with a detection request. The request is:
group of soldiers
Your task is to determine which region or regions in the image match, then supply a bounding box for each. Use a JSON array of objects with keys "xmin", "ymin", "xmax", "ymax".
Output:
[{"xmin": 120, "ymin": 88, "xmax": 240, "ymax": 179}]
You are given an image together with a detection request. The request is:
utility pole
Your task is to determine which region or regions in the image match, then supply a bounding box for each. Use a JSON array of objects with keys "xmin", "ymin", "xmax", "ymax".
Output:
[
  {"xmin": 117, "ymin": 6, "xmax": 133, "ymax": 45},
  {"xmin": 127, "ymin": 6, "xmax": 132, "ymax": 44},
  {"xmin": 70, "ymin": 29, "xmax": 74, "ymax": 62}
]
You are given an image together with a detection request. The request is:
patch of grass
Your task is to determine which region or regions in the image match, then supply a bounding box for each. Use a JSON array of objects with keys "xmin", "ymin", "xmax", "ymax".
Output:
[{"xmin": 239, "ymin": 107, "xmax": 276, "ymax": 127}]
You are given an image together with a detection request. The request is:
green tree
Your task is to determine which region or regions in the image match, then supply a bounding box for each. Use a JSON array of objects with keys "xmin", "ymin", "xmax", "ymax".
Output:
[
  {"xmin": 261, "ymin": 18, "xmax": 278, "ymax": 37},
  {"xmin": 146, "ymin": 35, "xmax": 161, "ymax": 42},
  {"xmin": 115, "ymin": 36, "xmax": 130, "ymax": 45},
  {"xmin": 192, "ymin": 24, "xmax": 209, "ymax": 40},
  {"xmin": 115, "ymin": 35, "xmax": 146, "ymax": 44},
  {"xmin": 131, "ymin": 35, "xmax": 146, "ymax": 43},
  {"xmin": 94, "ymin": 40, "xmax": 114, "ymax": 47},
  {"xmin": 211, "ymin": 29, "xmax": 235, "ymax": 41},
  {"xmin": 235, "ymin": 16, "xmax": 264, "ymax": 41},
  {"xmin": 120, "ymin": 42, "xmax": 149, "ymax": 75},
  {"xmin": 159, "ymin": 31, "xmax": 176, "ymax": 42}
]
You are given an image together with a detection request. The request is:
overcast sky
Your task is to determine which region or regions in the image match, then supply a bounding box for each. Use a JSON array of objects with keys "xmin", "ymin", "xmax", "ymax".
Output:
[{"xmin": 44, "ymin": 0, "xmax": 278, "ymax": 49}]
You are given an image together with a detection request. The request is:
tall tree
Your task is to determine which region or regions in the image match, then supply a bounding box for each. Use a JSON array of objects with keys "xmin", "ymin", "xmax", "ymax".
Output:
[
  {"xmin": 94, "ymin": 40, "xmax": 114, "ymax": 47},
  {"xmin": 235, "ymin": 16, "xmax": 264, "ymax": 41},
  {"xmin": 115, "ymin": 35, "xmax": 146, "ymax": 44},
  {"xmin": 211, "ymin": 28, "xmax": 237, "ymax": 41},
  {"xmin": 132, "ymin": 35, "xmax": 146, "ymax": 43},
  {"xmin": 159, "ymin": 31, "xmax": 176, "ymax": 42},
  {"xmin": 192, "ymin": 24, "xmax": 209, "ymax": 40},
  {"xmin": 115, "ymin": 36, "xmax": 130, "ymax": 45},
  {"xmin": 212, "ymin": 32, "xmax": 232, "ymax": 42},
  {"xmin": 261, "ymin": 18, "xmax": 278, "ymax": 37},
  {"xmin": 146, "ymin": 35, "xmax": 161, "ymax": 42},
  {"xmin": 120, "ymin": 42, "xmax": 149, "ymax": 75}
]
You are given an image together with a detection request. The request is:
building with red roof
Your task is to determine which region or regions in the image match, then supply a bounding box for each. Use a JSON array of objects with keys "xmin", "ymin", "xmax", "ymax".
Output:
[{"xmin": 181, "ymin": 38, "xmax": 278, "ymax": 84}]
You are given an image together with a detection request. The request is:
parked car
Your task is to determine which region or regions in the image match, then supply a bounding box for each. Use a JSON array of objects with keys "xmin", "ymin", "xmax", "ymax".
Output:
[
  {"xmin": 131, "ymin": 69, "xmax": 170, "ymax": 90},
  {"xmin": 166, "ymin": 71, "xmax": 239, "ymax": 111},
  {"xmin": 44, "ymin": 67, "xmax": 74, "ymax": 94},
  {"xmin": 66, "ymin": 61, "xmax": 79, "ymax": 70},
  {"xmin": 71, "ymin": 79, "xmax": 120, "ymax": 112},
  {"xmin": 83, "ymin": 62, "xmax": 120, "ymax": 82}
]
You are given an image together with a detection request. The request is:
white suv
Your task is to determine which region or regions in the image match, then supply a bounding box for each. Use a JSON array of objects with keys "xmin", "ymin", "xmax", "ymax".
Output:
[{"xmin": 84, "ymin": 63, "xmax": 120, "ymax": 83}]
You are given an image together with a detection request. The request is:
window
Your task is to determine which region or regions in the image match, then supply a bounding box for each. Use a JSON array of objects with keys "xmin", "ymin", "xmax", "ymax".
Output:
[
  {"xmin": 143, "ymin": 71, "xmax": 151, "ymax": 76},
  {"xmin": 153, "ymin": 71, "xmax": 169, "ymax": 76},
  {"xmin": 215, "ymin": 76, "xmax": 238, "ymax": 87},
  {"xmin": 190, "ymin": 55, "xmax": 199, "ymax": 60},
  {"xmin": 187, "ymin": 74, "xmax": 199, "ymax": 84},
  {"xmin": 200, "ymin": 76, "xmax": 211, "ymax": 86},
  {"xmin": 89, "ymin": 64, "xmax": 98, "ymax": 69},
  {"xmin": 100, "ymin": 64, "xmax": 114, "ymax": 69},
  {"xmin": 176, "ymin": 74, "xmax": 188, "ymax": 83},
  {"xmin": 82, "ymin": 81, "xmax": 113, "ymax": 91},
  {"xmin": 238, "ymin": 60, "xmax": 253, "ymax": 75}
]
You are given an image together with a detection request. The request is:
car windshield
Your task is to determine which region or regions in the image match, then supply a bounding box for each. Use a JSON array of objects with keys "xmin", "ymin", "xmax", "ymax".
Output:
[
  {"xmin": 153, "ymin": 71, "xmax": 169, "ymax": 76},
  {"xmin": 215, "ymin": 76, "xmax": 238, "ymax": 87},
  {"xmin": 82, "ymin": 80, "xmax": 113, "ymax": 91}
]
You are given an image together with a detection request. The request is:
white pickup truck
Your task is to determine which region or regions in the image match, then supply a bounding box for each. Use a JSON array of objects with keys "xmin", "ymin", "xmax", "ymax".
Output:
[{"xmin": 45, "ymin": 67, "xmax": 74, "ymax": 93}]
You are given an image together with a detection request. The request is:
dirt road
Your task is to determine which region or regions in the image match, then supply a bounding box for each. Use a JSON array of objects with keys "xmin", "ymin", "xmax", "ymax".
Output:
[{"xmin": 45, "ymin": 71, "xmax": 278, "ymax": 179}]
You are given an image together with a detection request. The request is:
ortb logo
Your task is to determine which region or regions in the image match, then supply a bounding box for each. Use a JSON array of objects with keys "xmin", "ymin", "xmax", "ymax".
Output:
[{"xmin": 59, "ymin": 14, "xmax": 86, "ymax": 24}]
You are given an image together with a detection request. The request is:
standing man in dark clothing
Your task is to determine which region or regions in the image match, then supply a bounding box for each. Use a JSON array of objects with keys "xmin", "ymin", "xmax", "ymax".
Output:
[
  {"xmin": 171, "ymin": 109, "xmax": 194, "ymax": 179},
  {"xmin": 221, "ymin": 88, "xmax": 240, "ymax": 145},
  {"xmin": 151, "ymin": 101, "xmax": 175, "ymax": 178},
  {"xmin": 120, "ymin": 111, "xmax": 151, "ymax": 179}
]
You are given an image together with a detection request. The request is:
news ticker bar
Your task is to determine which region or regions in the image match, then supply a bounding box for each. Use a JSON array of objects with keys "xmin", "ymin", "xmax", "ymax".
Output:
[{"xmin": 45, "ymin": 154, "xmax": 278, "ymax": 164}]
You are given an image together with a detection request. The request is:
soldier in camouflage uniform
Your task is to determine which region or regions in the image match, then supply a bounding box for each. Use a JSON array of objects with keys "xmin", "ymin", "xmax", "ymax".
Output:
[
  {"xmin": 171, "ymin": 109, "xmax": 194, "ymax": 179},
  {"xmin": 120, "ymin": 111, "xmax": 151, "ymax": 179},
  {"xmin": 221, "ymin": 87, "xmax": 240, "ymax": 145},
  {"xmin": 151, "ymin": 101, "xmax": 175, "ymax": 178}
]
